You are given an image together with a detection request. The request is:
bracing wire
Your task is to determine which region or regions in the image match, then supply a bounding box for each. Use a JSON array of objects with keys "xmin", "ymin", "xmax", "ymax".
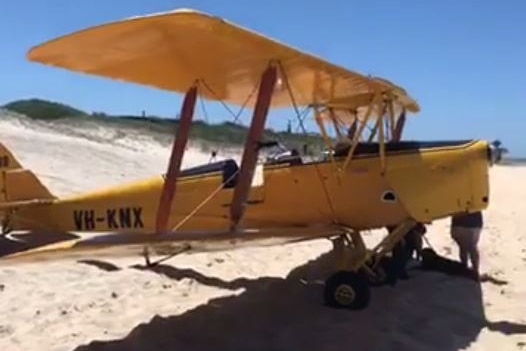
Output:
[
  {"xmin": 200, "ymin": 79, "xmax": 259, "ymax": 125},
  {"xmin": 276, "ymin": 61, "xmax": 338, "ymax": 223},
  {"xmin": 294, "ymin": 106, "xmax": 313, "ymax": 134},
  {"xmin": 145, "ymin": 168, "xmax": 241, "ymax": 266},
  {"xmin": 146, "ymin": 63, "xmax": 348, "ymax": 264},
  {"xmin": 144, "ymin": 78, "xmax": 262, "ymax": 266},
  {"xmin": 199, "ymin": 78, "xmax": 260, "ymax": 157},
  {"xmin": 198, "ymin": 91, "xmax": 210, "ymax": 124},
  {"xmin": 168, "ymin": 169, "xmax": 240, "ymax": 234}
]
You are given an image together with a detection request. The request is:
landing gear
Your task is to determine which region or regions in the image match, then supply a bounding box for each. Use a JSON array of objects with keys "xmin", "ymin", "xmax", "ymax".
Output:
[
  {"xmin": 324, "ymin": 270, "xmax": 370, "ymax": 310},
  {"xmin": 140, "ymin": 244, "xmax": 192, "ymax": 268},
  {"xmin": 142, "ymin": 246, "xmax": 154, "ymax": 267},
  {"xmin": 365, "ymin": 256, "xmax": 393, "ymax": 287},
  {"xmin": 324, "ymin": 219, "xmax": 416, "ymax": 310}
]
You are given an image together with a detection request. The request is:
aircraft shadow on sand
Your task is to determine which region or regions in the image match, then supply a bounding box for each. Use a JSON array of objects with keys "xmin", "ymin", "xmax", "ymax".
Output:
[
  {"xmin": 0, "ymin": 231, "xmax": 78, "ymax": 257},
  {"xmin": 72, "ymin": 252, "xmax": 526, "ymax": 351}
]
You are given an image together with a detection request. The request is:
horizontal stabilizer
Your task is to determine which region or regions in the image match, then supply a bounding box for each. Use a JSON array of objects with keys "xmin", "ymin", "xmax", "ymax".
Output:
[{"xmin": 0, "ymin": 199, "xmax": 54, "ymax": 211}]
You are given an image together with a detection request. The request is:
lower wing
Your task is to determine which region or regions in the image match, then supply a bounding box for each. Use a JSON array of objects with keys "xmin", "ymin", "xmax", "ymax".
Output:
[{"xmin": 0, "ymin": 226, "xmax": 342, "ymax": 264}]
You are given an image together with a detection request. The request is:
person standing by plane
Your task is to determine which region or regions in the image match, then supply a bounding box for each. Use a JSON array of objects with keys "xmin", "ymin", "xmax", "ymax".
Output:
[
  {"xmin": 405, "ymin": 222, "xmax": 427, "ymax": 261},
  {"xmin": 388, "ymin": 222, "xmax": 427, "ymax": 283},
  {"xmin": 450, "ymin": 211, "xmax": 483, "ymax": 279}
]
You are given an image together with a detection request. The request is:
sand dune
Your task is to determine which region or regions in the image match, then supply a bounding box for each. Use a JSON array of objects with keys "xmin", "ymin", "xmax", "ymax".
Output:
[
  {"xmin": 0, "ymin": 111, "xmax": 236, "ymax": 196},
  {"xmin": 0, "ymin": 112, "xmax": 525, "ymax": 351}
]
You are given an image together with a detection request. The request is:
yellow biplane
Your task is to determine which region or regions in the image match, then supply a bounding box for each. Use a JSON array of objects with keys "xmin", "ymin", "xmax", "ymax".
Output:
[{"xmin": 0, "ymin": 9, "xmax": 503, "ymax": 310}]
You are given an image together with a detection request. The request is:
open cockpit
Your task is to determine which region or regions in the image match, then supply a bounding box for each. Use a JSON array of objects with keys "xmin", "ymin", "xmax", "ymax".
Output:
[
  {"xmin": 176, "ymin": 138, "xmax": 478, "ymax": 188},
  {"xmin": 179, "ymin": 159, "xmax": 239, "ymax": 188}
]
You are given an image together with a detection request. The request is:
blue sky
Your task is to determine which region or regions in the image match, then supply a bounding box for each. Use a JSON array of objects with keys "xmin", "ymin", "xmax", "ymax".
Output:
[{"xmin": 1, "ymin": 0, "xmax": 525, "ymax": 155}]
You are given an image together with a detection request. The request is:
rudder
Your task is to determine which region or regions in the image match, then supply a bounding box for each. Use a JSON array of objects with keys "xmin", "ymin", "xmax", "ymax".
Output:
[
  {"xmin": 0, "ymin": 142, "xmax": 55, "ymax": 208},
  {"xmin": 0, "ymin": 142, "xmax": 21, "ymax": 171}
]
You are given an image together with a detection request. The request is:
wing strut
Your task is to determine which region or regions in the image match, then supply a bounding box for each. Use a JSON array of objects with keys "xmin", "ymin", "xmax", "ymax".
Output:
[
  {"xmin": 155, "ymin": 84, "xmax": 198, "ymax": 234},
  {"xmin": 229, "ymin": 64, "xmax": 277, "ymax": 230},
  {"xmin": 392, "ymin": 109, "xmax": 406, "ymax": 142}
]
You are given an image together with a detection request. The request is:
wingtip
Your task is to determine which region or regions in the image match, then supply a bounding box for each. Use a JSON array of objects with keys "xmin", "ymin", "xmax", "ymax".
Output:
[
  {"xmin": 24, "ymin": 7, "xmax": 215, "ymax": 65},
  {"xmin": 26, "ymin": 45, "xmax": 40, "ymax": 62}
]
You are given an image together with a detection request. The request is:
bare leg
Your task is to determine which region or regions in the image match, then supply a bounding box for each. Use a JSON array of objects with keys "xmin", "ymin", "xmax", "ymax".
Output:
[
  {"xmin": 470, "ymin": 248, "xmax": 480, "ymax": 274},
  {"xmin": 469, "ymin": 228, "xmax": 482, "ymax": 276},
  {"xmin": 452, "ymin": 227, "xmax": 468, "ymax": 268},
  {"xmin": 459, "ymin": 247, "xmax": 468, "ymax": 268}
]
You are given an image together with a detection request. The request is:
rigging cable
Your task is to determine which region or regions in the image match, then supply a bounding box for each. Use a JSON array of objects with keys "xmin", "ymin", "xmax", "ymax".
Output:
[
  {"xmin": 145, "ymin": 168, "xmax": 241, "ymax": 266},
  {"xmin": 143, "ymin": 79, "xmax": 260, "ymax": 266},
  {"xmin": 276, "ymin": 61, "xmax": 338, "ymax": 224}
]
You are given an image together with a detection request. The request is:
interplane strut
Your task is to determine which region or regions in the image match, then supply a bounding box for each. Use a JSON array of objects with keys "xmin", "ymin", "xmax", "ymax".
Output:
[
  {"xmin": 392, "ymin": 109, "xmax": 406, "ymax": 142},
  {"xmin": 229, "ymin": 64, "xmax": 278, "ymax": 230},
  {"xmin": 155, "ymin": 84, "xmax": 198, "ymax": 234}
]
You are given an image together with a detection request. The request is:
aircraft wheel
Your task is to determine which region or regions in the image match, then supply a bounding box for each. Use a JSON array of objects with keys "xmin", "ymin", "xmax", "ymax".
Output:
[{"xmin": 324, "ymin": 270, "xmax": 370, "ymax": 310}]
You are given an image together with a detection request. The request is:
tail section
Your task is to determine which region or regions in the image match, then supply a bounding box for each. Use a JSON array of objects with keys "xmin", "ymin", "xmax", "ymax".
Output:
[
  {"xmin": 1, "ymin": 143, "xmax": 55, "ymax": 230},
  {"xmin": 0, "ymin": 142, "xmax": 21, "ymax": 170}
]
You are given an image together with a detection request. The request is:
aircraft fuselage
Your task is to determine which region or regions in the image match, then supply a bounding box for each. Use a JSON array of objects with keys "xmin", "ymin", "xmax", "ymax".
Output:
[{"xmin": 10, "ymin": 140, "xmax": 491, "ymax": 235}]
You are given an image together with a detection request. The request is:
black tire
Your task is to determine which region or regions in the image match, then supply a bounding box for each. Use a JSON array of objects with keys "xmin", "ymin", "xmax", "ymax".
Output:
[{"xmin": 324, "ymin": 270, "xmax": 371, "ymax": 310}]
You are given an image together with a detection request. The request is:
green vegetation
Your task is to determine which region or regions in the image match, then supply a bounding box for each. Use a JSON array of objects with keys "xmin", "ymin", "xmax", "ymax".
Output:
[
  {"xmin": 2, "ymin": 98, "xmax": 325, "ymax": 154},
  {"xmin": 3, "ymin": 98, "xmax": 88, "ymax": 120}
]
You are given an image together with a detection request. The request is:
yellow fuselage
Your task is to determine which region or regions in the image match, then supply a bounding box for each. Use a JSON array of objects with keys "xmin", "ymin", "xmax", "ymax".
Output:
[{"xmin": 10, "ymin": 140, "xmax": 491, "ymax": 234}]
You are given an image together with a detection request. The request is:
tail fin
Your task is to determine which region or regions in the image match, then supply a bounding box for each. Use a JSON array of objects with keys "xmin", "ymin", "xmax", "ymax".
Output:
[{"xmin": 0, "ymin": 142, "xmax": 55, "ymax": 207}]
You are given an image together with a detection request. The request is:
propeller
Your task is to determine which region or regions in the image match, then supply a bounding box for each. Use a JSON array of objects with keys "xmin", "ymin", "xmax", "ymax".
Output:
[{"xmin": 488, "ymin": 139, "xmax": 509, "ymax": 165}]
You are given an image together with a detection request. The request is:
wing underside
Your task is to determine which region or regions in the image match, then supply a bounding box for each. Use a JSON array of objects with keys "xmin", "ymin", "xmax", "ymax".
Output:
[{"xmin": 27, "ymin": 9, "xmax": 419, "ymax": 114}]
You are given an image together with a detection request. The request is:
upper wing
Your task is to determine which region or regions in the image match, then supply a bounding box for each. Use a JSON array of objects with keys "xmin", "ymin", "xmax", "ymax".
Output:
[{"xmin": 27, "ymin": 9, "xmax": 419, "ymax": 113}]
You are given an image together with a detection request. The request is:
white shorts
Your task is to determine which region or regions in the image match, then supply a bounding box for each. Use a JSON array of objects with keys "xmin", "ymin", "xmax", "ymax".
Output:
[{"xmin": 451, "ymin": 227, "xmax": 481, "ymax": 251}]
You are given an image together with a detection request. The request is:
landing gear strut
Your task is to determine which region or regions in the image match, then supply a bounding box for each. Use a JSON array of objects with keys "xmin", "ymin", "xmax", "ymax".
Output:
[
  {"xmin": 323, "ymin": 219, "xmax": 416, "ymax": 310},
  {"xmin": 1, "ymin": 216, "xmax": 12, "ymax": 237}
]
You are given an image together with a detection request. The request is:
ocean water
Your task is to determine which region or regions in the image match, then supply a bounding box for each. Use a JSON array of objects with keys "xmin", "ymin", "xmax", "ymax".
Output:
[{"xmin": 501, "ymin": 157, "xmax": 526, "ymax": 167}]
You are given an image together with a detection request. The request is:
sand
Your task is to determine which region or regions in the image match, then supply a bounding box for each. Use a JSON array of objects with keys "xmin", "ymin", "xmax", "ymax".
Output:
[{"xmin": 0, "ymin": 112, "xmax": 525, "ymax": 351}]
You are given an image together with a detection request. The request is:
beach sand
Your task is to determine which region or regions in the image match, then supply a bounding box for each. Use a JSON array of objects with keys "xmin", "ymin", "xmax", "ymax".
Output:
[{"xmin": 0, "ymin": 113, "xmax": 525, "ymax": 351}]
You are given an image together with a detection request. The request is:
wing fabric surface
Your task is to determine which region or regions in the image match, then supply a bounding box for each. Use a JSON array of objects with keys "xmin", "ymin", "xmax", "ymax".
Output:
[{"xmin": 27, "ymin": 9, "xmax": 418, "ymax": 113}]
